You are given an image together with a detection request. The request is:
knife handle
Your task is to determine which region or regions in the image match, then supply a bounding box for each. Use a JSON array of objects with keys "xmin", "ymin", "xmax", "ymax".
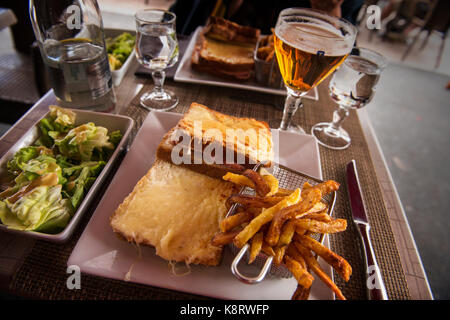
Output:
[{"xmin": 356, "ymin": 223, "xmax": 388, "ymax": 300}]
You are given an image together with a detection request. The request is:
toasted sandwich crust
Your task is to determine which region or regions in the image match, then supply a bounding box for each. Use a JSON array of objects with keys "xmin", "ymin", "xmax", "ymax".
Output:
[{"xmin": 191, "ymin": 18, "xmax": 260, "ymax": 81}]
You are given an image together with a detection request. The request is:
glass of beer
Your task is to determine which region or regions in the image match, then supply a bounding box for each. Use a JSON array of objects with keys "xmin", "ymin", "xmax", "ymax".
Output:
[
  {"xmin": 311, "ymin": 48, "xmax": 387, "ymax": 149},
  {"xmin": 274, "ymin": 8, "xmax": 357, "ymax": 133}
]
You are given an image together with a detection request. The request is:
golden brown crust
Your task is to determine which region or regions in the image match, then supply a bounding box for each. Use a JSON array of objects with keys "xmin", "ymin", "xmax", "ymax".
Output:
[
  {"xmin": 204, "ymin": 16, "xmax": 260, "ymax": 44},
  {"xmin": 156, "ymin": 103, "xmax": 273, "ymax": 174},
  {"xmin": 191, "ymin": 17, "xmax": 260, "ymax": 81}
]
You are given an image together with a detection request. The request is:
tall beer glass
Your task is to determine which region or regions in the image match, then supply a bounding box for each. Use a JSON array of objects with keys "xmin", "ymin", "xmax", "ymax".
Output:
[{"xmin": 274, "ymin": 8, "xmax": 357, "ymax": 133}]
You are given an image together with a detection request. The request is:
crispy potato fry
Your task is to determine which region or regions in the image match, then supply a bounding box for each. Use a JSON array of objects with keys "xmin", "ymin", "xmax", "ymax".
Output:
[
  {"xmin": 222, "ymin": 172, "xmax": 254, "ymax": 188},
  {"xmin": 294, "ymin": 218, "xmax": 347, "ymax": 234},
  {"xmin": 211, "ymin": 228, "xmax": 243, "ymax": 246},
  {"xmin": 265, "ymin": 50, "xmax": 275, "ymax": 62},
  {"xmin": 242, "ymin": 169, "xmax": 270, "ymax": 197},
  {"xmin": 274, "ymin": 188, "xmax": 294, "ymax": 197},
  {"xmin": 273, "ymin": 246, "xmax": 287, "ymax": 265},
  {"xmin": 293, "ymin": 242, "xmax": 346, "ymax": 300},
  {"xmin": 247, "ymin": 206, "xmax": 263, "ymax": 216},
  {"xmin": 220, "ymin": 211, "xmax": 254, "ymax": 233},
  {"xmin": 223, "ymin": 170, "xmax": 279, "ymax": 196},
  {"xmin": 291, "ymin": 284, "xmax": 311, "ymax": 300},
  {"xmin": 286, "ymin": 243, "xmax": 307, "ymax": 269},
  {"xmin": 299, "ymin": 201, "xmax": 327, "ymax": 217},
  {"xmin": 265, "ymin": 188, "xmax": 322, "ymax": 247},
  {"xmin": 220, "ymin": 163, "xmax": 246, "ymax": 173},
  {"xmin": 306, "ymin": 180, "xmax": 340, "ymax": 197},
  {"xmin": 262, "ymin": 242, "xmax": 276, "ymax": 256},
  {"xmin": 228, "ymin": 194, "xmax": 285, "ymax": 208},
  {"xmin": 284, "ymin": 255, "xmax": 314, "ymax": 289},
  {"xmin": 277, "ymin": 220, "xmax": 296, "ymax": 248},
  {"xmin": 294, "ymin": 234, "xmax": 352, "ymax": 282},
  {"xmin": 233, "ymin": 188, "xmax": 301, "ymax": 248},
  {"xmin": 248, "ymin": 231, "xmax": 263, "ymax": 264},
  {"xmin": 303, "ymin": 211, "xmax": 332, "ymax": 222},
  {"xmin": 260, "ymin": 171, "xmax": 279, "ymax": 196}
]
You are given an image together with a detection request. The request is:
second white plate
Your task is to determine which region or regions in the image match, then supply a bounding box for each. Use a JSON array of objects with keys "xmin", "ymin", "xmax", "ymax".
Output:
[{"xmin": 174, "ymin": 27, "xmax": 319, "ymax": 100}]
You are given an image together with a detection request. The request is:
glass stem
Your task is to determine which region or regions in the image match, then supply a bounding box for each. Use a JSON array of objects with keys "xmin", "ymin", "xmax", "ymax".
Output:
[
  {"xmin": 152, "ymin": 70, "xmax": 166, "ymax": 94},
  {"xmin": 280, "ymin": 93, "xmax": 302, "ymax": 130},
  {"xmin": 329, "ymin": 104, "xmax": 350, "ymax": 132}
]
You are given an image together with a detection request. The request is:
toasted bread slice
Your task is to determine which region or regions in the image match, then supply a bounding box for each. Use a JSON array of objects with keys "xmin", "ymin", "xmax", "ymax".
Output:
[
  {"xmin": 158, "ymin": 103, "xmax": 273, "ymax": 174},
  {"xmin": 203, "ymin": 16, "xmax": 260, "ymax": 44},
  {"xmin": 110, "ymin": 159, "xmax": 236, "ymax": 266},
  {"xmin": 191, "ymin": 18, "xmax": 260, "ymax": 81}
]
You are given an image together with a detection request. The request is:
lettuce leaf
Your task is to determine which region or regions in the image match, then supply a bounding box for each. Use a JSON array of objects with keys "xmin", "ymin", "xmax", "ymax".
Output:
[
  {"xmin": 54, "ymin": 122, "xmax": 114, "ymax": 161},
  {"xmin": 0, "ymin": 185, "xmax": 73, "ymax": 233},
  {"xmin": 7, "ymin": 146, "xmax": 53, "ymax": 175}
]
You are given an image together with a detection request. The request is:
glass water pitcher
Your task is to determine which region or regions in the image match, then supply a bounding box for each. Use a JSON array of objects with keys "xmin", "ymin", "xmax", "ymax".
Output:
[{"xmin": 29, "ymin": 0, "xmax": 116, "ymax": 112}]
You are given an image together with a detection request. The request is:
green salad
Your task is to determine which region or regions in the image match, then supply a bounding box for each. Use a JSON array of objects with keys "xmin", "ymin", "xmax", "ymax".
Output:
[
  {"xmin": 0, "ymin": 106, "xmax": 122, "ymax": 233},
  {"xmin": 106, "ymin": 32, "xmax": 136, "ymax": 71}
]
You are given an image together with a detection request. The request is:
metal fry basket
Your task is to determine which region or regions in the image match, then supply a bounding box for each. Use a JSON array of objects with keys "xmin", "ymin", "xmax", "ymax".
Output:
[{"xmin": 226, "ymin": 163, "xmax": 337, "ymax": 284}]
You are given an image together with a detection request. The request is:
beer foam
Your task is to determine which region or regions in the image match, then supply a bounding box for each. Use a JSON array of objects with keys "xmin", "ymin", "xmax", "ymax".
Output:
[{"xmin": 275, "ymin": 21, "xmax": 353, "ymax": 57}]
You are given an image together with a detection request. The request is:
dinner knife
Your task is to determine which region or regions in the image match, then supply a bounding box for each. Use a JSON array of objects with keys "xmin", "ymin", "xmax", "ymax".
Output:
[{"xmin": 346, "ymin": 160, "xmax": 388, "ymax": 300}]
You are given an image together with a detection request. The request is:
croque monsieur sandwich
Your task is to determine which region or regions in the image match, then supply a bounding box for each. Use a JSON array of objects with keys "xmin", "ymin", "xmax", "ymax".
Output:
[
  {"xmin": 191, "ymin": 17, "xmax": 260, "ymax": 81},
  {"xmin": 110, "ymin": 103, "xmax": 273, "ymax": 266}
]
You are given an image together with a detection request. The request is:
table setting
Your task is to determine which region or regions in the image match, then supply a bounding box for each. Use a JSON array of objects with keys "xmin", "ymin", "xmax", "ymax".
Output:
[{"xmin": 0, "ymin": 1, "xmax": 432, "ymax": 301}]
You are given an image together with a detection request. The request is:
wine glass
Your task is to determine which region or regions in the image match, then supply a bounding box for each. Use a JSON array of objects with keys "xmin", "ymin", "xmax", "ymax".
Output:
[
  {"xmin": 311, "ymin": 48, "xmax": 387, "ymax": 150},
  {"xmin": 135, "ymin": 9, "xmax": 179, "ymax": 111},
  {"xmin": 273, "ymin": 8, "xmax": 357, "ymax": 133}
]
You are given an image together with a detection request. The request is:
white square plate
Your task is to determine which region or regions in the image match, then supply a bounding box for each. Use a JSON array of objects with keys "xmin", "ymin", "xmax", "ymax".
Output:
[
  {"xmin": 68, "ymin": 111, "xmax": 333, "ymax": 300},
  {"xmin": 174, "ymin": 27, "xmax": 319, "ymax": 100}
]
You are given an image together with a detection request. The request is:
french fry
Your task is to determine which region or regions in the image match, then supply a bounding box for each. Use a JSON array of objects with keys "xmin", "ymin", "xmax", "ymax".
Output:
[
  {"xmin": 307, "ymin": 180, "xmax": 340, "ymax": 197},
  {"xmin": 233, "ymin": 188, "xmax": 301, "ymax": 248},
  {"xmin": 303, "ymin": 211, "xmax": 332, "ymax": 222},
  {"xmin": 294, "ymin": 218, "xmax": 347, "ymax": 234},
  {"xmin": 286, "ymin": 243, "xmax": 307, "ymax": 269},
  {"xmin": 274, "ymin": 188, "xmax": 294, "ymax": 197},
  {"xmin": 299, "ymin": 201, "xmax": 327, "ymax": 217},
  {"xmin": 223, "ymin": 171, "xmax": 279, "ymax": 196},
  {"xmin": 260, "ymin": 171, "xmax": 279, "ymax": 196},
  {"xmin": 211, "ymin": 227, "xmax": 243, "ymax": 246},
  {"xmin": 291, "ymin": 284, "xmax": 311, "ymax": 300},
  {"xmin": 265, "ymin": 188, "xmax": 322, "ymax": 246},
  {"xmin": 220, "ymin": 211, "xmax": 253, "ymax": 233},
  {"xmin": 284, "ymin": 255, "xmax": 314, "ymax": 289},
  {"xmin": 242, "ymin": 169, "xmax": 270, "ymax": 197},
  {"xmin": 277, "ymin": 220, "xmax": 296, "ymax": 248},
  {"xmin": 294, "ymin": 234, "xmax": 352, "ymax": 282},
  {"xmin": 261, "ymin": 242, "xmax": 276, "ymax": 256},
  {"xmin": 228, "ymin": 194, "xmax": 285, "ymax": 208},
  {"xmin": 248, "ymin": 231, "xmax": 263, "ymax": 264},
  {"xmin": 274, "ymin": 221, "xmax": 296, "ymax": 265},
  {"xmin": 293, "ymin": 242, "xmax": 347, "ymax": 300},
  {"xmin": 222, "ymin": 172, "xmax": 254, "ymax": 188},
  {"xmin": 273, "ymin": 246, "xmax": 287, "ymax": 265}
]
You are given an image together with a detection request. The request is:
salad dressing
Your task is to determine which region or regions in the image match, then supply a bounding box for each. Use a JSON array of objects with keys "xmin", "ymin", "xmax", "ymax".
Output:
[{"xmin": 7, "ymin": 172, "xmax": 58, "ymax": 204}]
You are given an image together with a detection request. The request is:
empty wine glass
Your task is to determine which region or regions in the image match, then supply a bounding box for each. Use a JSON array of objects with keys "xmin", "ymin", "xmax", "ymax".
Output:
[
  {"xmin": 311, "ymin": 48, "xmax": 387, "ymax": 150},
  {"xmin": 135, "ymin": 9, "xmax": 179, "ymax": 111}
]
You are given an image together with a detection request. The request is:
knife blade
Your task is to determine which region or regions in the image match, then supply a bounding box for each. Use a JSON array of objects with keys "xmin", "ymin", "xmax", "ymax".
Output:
[{"xmin": 346, "ymin": 160, "xmax": 388, "ymax": 300}]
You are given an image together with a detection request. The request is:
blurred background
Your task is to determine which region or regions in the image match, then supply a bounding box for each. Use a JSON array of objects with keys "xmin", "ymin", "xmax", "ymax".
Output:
[{"xmin": 0, "ymin": 0, "xmax": 448, "ymax": 299}]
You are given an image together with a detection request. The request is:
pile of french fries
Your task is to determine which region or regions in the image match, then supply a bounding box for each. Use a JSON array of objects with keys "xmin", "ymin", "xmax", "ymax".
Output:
[
  {"xmin": 212, "ymin": 167, "xmax": 352, "ymax": 300},
  {"xmin": 256, "ymin": 30, "xmax": 275, "ymax": 62}
]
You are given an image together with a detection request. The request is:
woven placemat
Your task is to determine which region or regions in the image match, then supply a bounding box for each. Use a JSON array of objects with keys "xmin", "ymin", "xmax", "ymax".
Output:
[{"xmin": 9, "ymin": 79, "xmax": 410, "ymax": 300}]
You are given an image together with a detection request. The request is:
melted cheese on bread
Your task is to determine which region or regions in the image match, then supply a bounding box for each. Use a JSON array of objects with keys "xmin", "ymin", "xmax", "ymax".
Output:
[{"xmin": 110, "ymin": 160, "xmax": 235, "ymax": 266}]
